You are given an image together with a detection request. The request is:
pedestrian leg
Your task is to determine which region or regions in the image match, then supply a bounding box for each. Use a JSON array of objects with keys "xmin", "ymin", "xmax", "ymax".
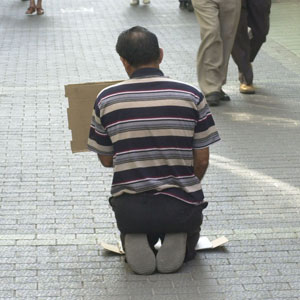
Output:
[
  {"xmin": 231, "ymin": 0, "xmax": 254, "ymax": 85},
  {"xmin": 247, "ymin": 0, "xmax": 271, "ymax": 62}
]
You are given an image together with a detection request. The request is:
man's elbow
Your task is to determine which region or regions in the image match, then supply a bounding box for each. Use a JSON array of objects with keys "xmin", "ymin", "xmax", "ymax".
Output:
[
  {"xmin": 98, "ymin": 154, "xmax": 113, "ymax": 168},
  {"xmin": 101, "ymin": 160, "xmax": 113, "ymax": 168}
]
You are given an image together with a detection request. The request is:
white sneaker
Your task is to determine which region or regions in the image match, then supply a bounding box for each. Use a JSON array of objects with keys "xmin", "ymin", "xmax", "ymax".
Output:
[
  {"xmin": 130, "ymin": 0, "xmax": 139, "ymax": 5},
  {"xmin": 143, "ymin": 0, "xmax": 150, "ymax": 4}
]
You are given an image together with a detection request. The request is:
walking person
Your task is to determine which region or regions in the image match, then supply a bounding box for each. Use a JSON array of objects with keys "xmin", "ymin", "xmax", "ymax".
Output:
[
  {"xmin": 26, "ymin": 0, "xmax": 44, "ymax": 15},
  {"xmin": 191, "ymin": 0, "xmax": 241, "ymax": 106},
  {"xmin": 231, "ymin": 0, "xmax": 272, "ymax": 94},
  {"xmin": 88, "ymin": 26, "xmax": 220, "ymax": 275}
]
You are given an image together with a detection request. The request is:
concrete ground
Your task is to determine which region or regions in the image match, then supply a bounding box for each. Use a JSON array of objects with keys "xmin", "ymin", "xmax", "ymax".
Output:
[{"xmin": 0, "ymin": 0, "xmax": 300, "ymax": 299}]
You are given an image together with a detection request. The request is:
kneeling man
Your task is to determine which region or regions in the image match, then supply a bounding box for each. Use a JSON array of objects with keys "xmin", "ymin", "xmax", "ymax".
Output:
[{"xmin": 88, "ymin": 26, "xmax": 220, "ymax": 275}]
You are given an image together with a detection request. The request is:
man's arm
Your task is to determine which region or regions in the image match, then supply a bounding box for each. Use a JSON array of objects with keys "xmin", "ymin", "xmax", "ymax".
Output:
[
  {"xmin": 193, "ymin": 147, "xmax": 209, "ymax": 182},
  {"xmin": 97, "ymin": 154, "xmax": 113, "ymax": 168}
]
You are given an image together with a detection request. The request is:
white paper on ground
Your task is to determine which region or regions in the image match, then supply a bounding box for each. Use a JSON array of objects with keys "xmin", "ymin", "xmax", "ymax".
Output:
[
  {"xmin": 195, "ymin": 236, "xmax": 212, "ymax": 250},
  {"xmin": 101, "ymin": 236, "xmax": 228, "ymax": 255}
]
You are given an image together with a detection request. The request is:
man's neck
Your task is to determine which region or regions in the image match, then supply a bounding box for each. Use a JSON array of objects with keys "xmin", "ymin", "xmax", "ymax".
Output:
[{"xmin": 127, "ymin": 63, "xmax": 160, "ymax": 77}]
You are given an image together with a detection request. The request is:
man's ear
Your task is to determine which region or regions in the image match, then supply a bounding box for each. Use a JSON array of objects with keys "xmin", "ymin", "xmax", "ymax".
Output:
[
  {"xmin": 158, "ymin": 48, "xmax": 164, "ymax": 64},
  {"xmin": 120, "ymin": 57, "xmax": 130, "ymax": 69},
  {"xmin": 120, "ymin": 57, "xmax": 133, "ymax": 76}
]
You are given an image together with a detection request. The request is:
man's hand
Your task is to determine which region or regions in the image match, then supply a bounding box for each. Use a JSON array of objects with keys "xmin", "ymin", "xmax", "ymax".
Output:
[
  {"xmin": 193, "ymin": 148, "xmax": 209, "ymax": 182},
  {"xmin": 97, "ymin": 154, "xmax": 113, "ymax": 168}
]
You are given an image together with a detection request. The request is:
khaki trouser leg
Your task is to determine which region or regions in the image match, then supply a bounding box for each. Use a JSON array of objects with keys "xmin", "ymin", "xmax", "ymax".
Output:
[{"xmin": 192, "ymin": 0, "xmax": 241, "ymax": 95}]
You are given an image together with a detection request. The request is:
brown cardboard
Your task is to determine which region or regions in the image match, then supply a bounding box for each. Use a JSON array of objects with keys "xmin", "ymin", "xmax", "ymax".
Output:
[
  {"xmin": 100, "ymin": 241, "xmax": 125, "ymax": 255},
  {"xmin": 65, "ymin": 80, "xmax": 122, "ymax": 153},
  {"xmin": 101, "ymin": 236, "xmax": 228, "ymax": 255},
  {"xmin": 210, "ymin": 236, "xmax": 229, "ymax": 248}
]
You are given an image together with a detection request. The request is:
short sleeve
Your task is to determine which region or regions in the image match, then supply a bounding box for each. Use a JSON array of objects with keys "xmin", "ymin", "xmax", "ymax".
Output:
[
  {"xmin": 193, "ymin": 96, "xmax": 221, "ymax": 149},
  {"xmin": 87, "ymin": 101, "xmax": 114, "ymax": 155}
]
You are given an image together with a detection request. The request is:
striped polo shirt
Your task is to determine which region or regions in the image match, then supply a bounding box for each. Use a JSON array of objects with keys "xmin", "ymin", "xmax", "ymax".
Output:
[{"xmin": 88, "ymin": 68, "xmax": 220, "ymax": 205}]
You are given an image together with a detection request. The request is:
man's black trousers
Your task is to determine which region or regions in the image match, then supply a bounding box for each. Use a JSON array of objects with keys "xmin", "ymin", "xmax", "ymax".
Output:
[
  {"xmin": 231, "ymin": 0, "xmax": 271, "ymax": 84},
  {"xmin": 109, "ymin": 192, "xmax": 208, "ymax": 261}
]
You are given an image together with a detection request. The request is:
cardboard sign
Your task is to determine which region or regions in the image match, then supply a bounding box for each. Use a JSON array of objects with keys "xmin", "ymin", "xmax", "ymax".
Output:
[
  {"xmin": 101, "ymin": 236, "xmax": 228, "ymax": 255},
  {"xmin": 101, "ymin": 241, "xmax": 125, "ymax": 255},
  {"xmin": 65, "ymin": 80, "xmax": 122, "ymax": 153}
]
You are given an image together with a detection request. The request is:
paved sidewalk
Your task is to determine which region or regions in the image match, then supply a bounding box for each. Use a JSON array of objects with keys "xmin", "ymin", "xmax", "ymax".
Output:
[{"xmin": 0, "ymin": 0, "xmax": 300, "ymax": 299}]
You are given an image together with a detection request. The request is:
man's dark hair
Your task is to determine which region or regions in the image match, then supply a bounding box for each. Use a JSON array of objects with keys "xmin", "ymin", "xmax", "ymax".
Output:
[{"xmin": 116, "ymin": 26, "xmax": 160, "ymax": 68}]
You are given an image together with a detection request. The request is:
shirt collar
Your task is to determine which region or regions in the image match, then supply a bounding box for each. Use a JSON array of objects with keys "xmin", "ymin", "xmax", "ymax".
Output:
[{"xmin": 130, "ymin": 68, "xmax": 164, "ymax": 79}]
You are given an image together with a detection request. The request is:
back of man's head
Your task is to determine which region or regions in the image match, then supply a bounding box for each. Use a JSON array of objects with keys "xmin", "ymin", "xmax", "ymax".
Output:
[{"xmin": 116, "ymin": 26, "xmax": 160, "ymax": 68}]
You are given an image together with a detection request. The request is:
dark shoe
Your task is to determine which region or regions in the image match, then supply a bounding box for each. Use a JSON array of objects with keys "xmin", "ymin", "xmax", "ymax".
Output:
[
  {"xmin": 220, "ymin": 90, "xmax": 230, "ymax": 101},
  {"xmin": 205, "ymin": 92, "xmax": 221, "ymax": 107},
  {"xmin": 124, "ymin": 234, "xmax": 156, "ymax": 275},
  {"xmin": 156, "ymin": 233, "xmax": 187, "ymax": 273}
]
